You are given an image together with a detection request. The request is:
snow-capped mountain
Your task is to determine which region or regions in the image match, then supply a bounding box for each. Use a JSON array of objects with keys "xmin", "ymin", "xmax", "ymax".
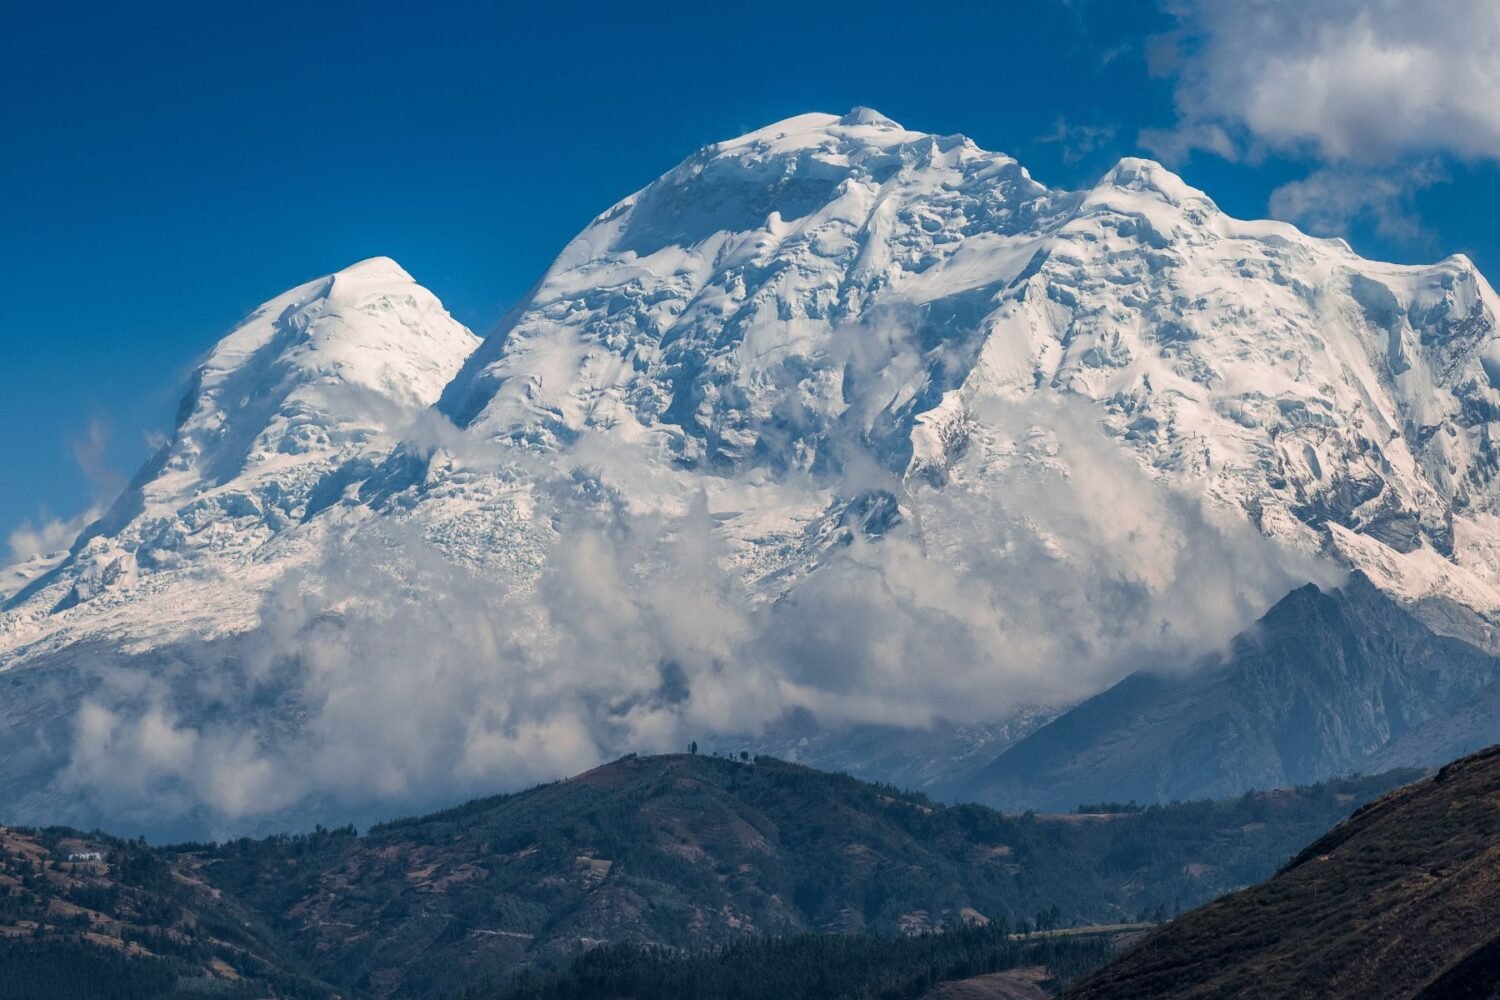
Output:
[
  {"xmin": 424, "ymin": 108, "xmax": 1500, "ymax": 611},
  {"xmin": 4, "ymin": 109, "xmax": 1500, "ymax": 833},
  {"xmin": 1, "ymin": 257, "xmax": 479, "ymax": 656}
]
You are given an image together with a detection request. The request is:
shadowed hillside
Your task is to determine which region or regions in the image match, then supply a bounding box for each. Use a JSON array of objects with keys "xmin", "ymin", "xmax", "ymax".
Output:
[
  {"xmin": 0, "ymin": 825, "xmax": 337, "ymax": 998},
  {"xmin": 964, "ymin": 575, "xmax": 1500, "ymax": 811},
  {"xmin": 1065, "ymin": 743, "xmax": 1500, "ymax": 999}
]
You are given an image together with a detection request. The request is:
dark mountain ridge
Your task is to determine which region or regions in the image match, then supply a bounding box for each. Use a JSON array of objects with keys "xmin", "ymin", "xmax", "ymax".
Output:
[{"xmin": 963, "ymin": 573, "xmax": 1500, "ymax": 810}]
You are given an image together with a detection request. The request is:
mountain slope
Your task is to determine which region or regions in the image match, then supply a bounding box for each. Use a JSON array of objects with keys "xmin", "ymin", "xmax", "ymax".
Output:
[
  {"xmin": 1064, "ymin": 743, "xmax": 1500, "ymax": 1000},
  {"xmin": 176, "ymin": 755, "xmax": 1413, "ymax": 996},
  {"xmin": 962, "ymin": 573, "xmax": 1500, "ymax": 810},
  {"xmin": 0, "ymin": 824, "xmax": 338, "ymax": 998}
]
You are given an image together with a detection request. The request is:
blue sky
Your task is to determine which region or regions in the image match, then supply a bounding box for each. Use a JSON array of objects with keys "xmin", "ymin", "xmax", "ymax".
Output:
[{"xmin": 4, "ymin": 0, "xmax": 1499, "ymax": 553}]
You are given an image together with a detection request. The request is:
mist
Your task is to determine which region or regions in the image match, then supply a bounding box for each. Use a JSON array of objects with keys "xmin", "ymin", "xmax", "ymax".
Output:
[{"xmin": 45, "ymin": 386, "xmax": 1337, "ymax": 839}]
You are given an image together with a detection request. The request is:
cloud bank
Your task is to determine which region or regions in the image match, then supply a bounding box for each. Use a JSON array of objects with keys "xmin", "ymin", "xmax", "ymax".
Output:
[
  {"xmin": 1151, "ymin": 0, "xmax": 1500, "ymax": 163},
  {"xmin": 54, "ymin": 392, "xmax": 1329, "ymax": 838}
]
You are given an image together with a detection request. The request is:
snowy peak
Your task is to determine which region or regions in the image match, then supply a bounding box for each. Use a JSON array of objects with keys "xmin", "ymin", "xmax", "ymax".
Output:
[
  {"xmin": 1, "ymin": 259, "xmax": 478, "ymax": 625},
  {"xmin": 1091, "ymin": 157, "xmax": 1211, "ymax": 205},
  {"xmin": 162, "ymin": 255, "xmax": 477, "ymax": 494},
  {"xmin": 438, "ymin": 110, "xmax": 1067, "ymax": 464},
  {"xmin": 196, "ymin": 255, "xmax": 472, "ymax": 421},
  {"xmin": 156, "ymin": 256, "xmax": 477, "ymax": 516},
  {"xmin": 837, "ymin": 106, "xmax": 902, "ymax": 127},
  {"xmin": 979, "ymin": 153, "xmax": 1500, "ymax": 576},
  {"xmin": 713, "ymin": 107, "xmax": 924, "ymax": 153}
]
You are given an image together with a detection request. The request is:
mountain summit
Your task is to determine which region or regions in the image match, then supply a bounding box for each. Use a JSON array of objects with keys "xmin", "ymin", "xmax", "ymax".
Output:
[{"xmin": 438, "ymin": 107, "xmax": 1068, "ymax": 467}]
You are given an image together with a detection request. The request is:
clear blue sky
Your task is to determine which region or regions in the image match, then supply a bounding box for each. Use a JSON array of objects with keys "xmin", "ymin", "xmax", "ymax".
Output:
[{"xmin": 4, "ymin": 0, "xmax": 1498, "ymax": 548}]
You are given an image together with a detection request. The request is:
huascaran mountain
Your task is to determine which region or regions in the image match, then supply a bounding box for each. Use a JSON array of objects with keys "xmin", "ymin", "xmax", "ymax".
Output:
[
  {"xmin": 419, "ymin": 108, "xmax": 1500, "ymax": 603},
  {"xmin": 4, "ymin": 110, "xmax": 1500, "ymax": 831}
]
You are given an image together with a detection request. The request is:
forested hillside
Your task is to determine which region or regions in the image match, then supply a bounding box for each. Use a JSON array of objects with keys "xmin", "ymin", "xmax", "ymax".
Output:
[{"xmin": 0, "ymin": 754, "xmax": 1418, "ymax": 998}]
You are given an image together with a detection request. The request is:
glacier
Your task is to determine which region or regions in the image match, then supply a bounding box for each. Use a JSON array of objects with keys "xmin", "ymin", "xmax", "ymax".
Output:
[{"xmin": 4, "ymin": 109, "xmax": 1500, "ymax": 834}]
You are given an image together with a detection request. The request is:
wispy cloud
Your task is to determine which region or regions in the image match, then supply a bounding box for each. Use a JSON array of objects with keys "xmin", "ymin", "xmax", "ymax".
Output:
[
  {"xmin": 69, "ymin": 417, "xmax": 124, "ymax": 499},
  {"xmin": 5, "ymin": 507, "xmax": 98, "ymax": 566},
  {"xmin": 1268, "ymin": 162, "xmax": 1446, "ymax": 245},
  {"xmin": 3, "ymin": 417, "xmax": 121, "ymax": 570},
  {"xmin": 1036, "ymin": 115, "xmax": 1118, "ymax": 165}
]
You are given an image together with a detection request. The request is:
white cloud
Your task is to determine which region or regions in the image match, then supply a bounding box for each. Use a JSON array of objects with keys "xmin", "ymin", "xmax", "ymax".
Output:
[
  {"xmin": 68, "ymin": 417, "xmax": 121, "ymax": 496},
  {"xmin": 5, "ymin": 509, "xmax": 92, "ymax": 566},
  {"xmin": 1155, "ymin": 0, "xmax": 1500, "ymax": 164},
  {"xmin": 1138, "ymin": 121, "xmax": 1236, "ymax": 166},
  {"xmin": 4, "ymin": 416, "xmax": 123, "ymax": 570}
]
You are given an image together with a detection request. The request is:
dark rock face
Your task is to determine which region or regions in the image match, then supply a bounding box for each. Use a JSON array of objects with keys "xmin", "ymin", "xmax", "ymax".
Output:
[{"xmin": 962, "ymin": 574, "xmax": 1500, "ymax": 811}]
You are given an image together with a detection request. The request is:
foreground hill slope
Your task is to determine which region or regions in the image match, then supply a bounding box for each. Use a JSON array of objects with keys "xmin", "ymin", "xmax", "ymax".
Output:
[
  {"xmin": 0, "ymin": 824, "xmax": 336, "ymax": 998},
  {"xmin": 1066, "ymin": 743, "xmax": 1500, "ymax": 1000},
  {"xmin": 0, "ymin": 754, "xmax": 1415, "ymax": 998}
]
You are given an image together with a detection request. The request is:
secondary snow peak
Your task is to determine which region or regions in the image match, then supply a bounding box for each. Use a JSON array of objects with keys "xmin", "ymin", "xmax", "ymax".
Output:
[
  {"xmin": 1092, "ymin": 156, "xmax": 1209, "ymax": 206},
  {"xmin": 0, "ymin": 260, "xmax": 478, "ymax": 628}
]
